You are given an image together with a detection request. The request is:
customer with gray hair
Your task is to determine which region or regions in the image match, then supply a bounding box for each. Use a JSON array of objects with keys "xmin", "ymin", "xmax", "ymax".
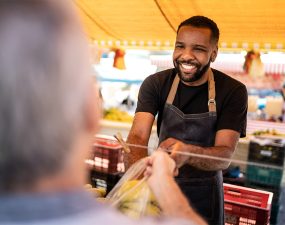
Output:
[{"xmin": 0, "ymin": 1, "xmax": 205, "ymax": 225}]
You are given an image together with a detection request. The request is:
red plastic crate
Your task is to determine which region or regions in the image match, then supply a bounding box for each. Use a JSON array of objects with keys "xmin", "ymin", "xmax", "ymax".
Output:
[
  {"xmin": 86, "ymin": 135, "xmax": 125, "ymax": 174},
  {"xmin": 224, "ymin": 183, "xmax": 273, "ymax": 225}
]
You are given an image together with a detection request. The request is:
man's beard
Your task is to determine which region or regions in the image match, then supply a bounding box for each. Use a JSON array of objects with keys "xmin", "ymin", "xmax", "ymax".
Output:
[{"xmin": 174, "ymin": 59, "xmax": 211, "ymax": 83}]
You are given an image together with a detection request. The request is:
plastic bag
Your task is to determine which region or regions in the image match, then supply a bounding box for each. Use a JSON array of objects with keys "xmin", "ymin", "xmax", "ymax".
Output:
[{"xmin": 106, "ymin": 158, "xmax": 161, "ymax": 219}]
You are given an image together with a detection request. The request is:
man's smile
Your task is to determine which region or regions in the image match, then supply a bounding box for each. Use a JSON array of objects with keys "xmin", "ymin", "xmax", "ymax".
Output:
[{"xmin": 178, "ymin": 62, "xmax": 199, "ymax": 75}]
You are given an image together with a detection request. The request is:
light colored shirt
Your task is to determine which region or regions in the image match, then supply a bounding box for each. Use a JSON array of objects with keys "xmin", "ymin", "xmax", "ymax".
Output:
[{"xmin": 0, "ymin": 189, "xmax": 194, "ymax": 225}]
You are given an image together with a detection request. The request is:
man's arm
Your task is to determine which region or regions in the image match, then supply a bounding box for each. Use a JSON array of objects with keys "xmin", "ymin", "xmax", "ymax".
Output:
[
  {"xmin": 146, "ymin": 151, "xmax": 207, "ymax": 225},
  {"xmin": 159, "ymin": 129, "xmax": 240, "ymax": 171},
  {"xmin": 125, "ymin": 112, "xmax": 155, "ymax": 169}
]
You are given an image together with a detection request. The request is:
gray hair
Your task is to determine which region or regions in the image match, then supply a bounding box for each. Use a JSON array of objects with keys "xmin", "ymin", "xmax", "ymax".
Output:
[{"xmin": 0, "ymin": 0, "xmax": 92, "ymax": 191}]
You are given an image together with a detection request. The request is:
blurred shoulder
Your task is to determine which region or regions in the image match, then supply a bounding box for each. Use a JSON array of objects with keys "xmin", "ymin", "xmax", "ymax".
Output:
[
  {"xmin": 212, "ymin": 68, "xmax": 247, "ymax": 91},
  {"xmin": 145, "ymin": 68, "xmax": 176, "ymax": 83}
]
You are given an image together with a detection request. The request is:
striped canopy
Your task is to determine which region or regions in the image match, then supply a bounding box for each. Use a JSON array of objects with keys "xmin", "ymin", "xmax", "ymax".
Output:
[{"xmin": 75, "ymin": 0, "xmax": 285, "ymax": 51}]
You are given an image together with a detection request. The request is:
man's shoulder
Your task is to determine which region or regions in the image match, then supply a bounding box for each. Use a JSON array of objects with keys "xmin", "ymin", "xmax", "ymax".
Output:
[
  {"xmin": 147, "ymin": 68, "xmax": 176, "ymax": 81},
  {"xmin": 212, "ymin": 68, "xmax": 246, "ymax": 90},
  {"xmin": 154, "ymin": 68, "xmax": 176, "ymax": 76},
  {"xmin": 142, "ymin": 68, "xmax": 176, "ymax": 90}
]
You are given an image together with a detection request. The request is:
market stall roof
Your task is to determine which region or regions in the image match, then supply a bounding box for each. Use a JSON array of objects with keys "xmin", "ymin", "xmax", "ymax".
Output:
[{"xmin": 75, "ymin": 0, "xmax": 285, "ymax": 51}]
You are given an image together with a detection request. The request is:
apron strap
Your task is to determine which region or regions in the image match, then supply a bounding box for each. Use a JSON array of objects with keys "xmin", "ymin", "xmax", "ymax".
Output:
[
  {"xmin": 166, "ymin": 69, "xmax": 216, "ymax": 112},
  {"xmin": 166, "ymin": 75, "xmax": 180, "ymax": 104},
  {"xmin": 208, "ymin": 70, "xmax": 216, "ymax": 112}
]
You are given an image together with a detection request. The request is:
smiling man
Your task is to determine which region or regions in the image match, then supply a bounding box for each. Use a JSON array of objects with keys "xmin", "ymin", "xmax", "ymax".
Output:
[{"xmin": 126, "ymin": 16, "xmax": 248, "ymax": 225}]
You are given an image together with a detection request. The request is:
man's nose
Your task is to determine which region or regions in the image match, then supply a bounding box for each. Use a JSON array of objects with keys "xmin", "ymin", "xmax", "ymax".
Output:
[{"xmin": 181, "ymin": 48, "xmax": 195, "ymax": 61}]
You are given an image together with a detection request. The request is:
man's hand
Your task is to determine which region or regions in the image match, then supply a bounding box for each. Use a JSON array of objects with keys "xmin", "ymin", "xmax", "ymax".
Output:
[{"xmin": 159, "ymin": 138, "xmax": 191, "ymax": 168}]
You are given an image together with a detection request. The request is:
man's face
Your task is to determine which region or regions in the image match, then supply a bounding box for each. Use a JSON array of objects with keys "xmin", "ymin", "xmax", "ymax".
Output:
[{"xmin": 173, "ymin": 25, "xmax": 218, "ymax": 83}]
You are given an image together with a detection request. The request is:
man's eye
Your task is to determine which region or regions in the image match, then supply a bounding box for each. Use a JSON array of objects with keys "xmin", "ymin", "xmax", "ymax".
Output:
[
  {"xmin": 195, "ymin": 48, "xmax": 207, "ymax": 52},
  {"xmin": 175, "ymin": 45, "xmax": 183, "ymax": 49}
]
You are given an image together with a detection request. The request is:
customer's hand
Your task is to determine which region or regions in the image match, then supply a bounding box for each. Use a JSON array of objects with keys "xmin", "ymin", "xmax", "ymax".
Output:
[
  {"xmin": 159, "ymin": 138, "xmax": 191, "ymax": 168},
  {"xmin": 144, "ymin": 150, "xmax": 207, "ymax": 225},
  {"xmin": 144, "ymin": 150, "xmax": 178, "ymax": 190}
]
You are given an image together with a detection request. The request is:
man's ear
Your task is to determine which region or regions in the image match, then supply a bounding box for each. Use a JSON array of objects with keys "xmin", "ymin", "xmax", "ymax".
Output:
[
  {"xmin": 84, "ymin": 83, "xmax": 102, "ymax": 134},
  {"xmin": 211, "ymin": 45, "xmax": 218, "ymax": 62}
]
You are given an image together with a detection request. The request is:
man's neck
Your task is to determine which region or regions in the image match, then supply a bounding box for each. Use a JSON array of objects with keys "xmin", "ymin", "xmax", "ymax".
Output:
[{"xmin": 182, "ymin": 68, "xmax": 211, "ymax": 86}]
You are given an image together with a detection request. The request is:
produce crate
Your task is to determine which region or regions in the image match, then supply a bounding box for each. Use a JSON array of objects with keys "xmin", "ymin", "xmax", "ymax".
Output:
[
  {"xmin": 86, "ymin": 135, "xmax": 125, "ymax": 174},
  {"xmin": 245, "ymin": 184, "xmax": 281, "ymax": 225},
  {"xmin": 248, "ymin": 137, "xmax": 285, "ymax": 166},
  {"xmin": 224, "ymin": 183, "xmax": 273, "ymax": 225},
  {"xmin": 90, "ymin": 170, "xmax": 123, "ymax": 194},
  {"xmin": 246, "ymin": 165, "xmax": 282, "ymax": 187}
]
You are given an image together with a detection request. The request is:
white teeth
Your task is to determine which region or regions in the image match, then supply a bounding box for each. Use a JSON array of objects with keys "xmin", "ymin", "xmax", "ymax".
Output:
[{"xmin": 181, "ymin": 63, "xmax": 194, "ymax": 70}]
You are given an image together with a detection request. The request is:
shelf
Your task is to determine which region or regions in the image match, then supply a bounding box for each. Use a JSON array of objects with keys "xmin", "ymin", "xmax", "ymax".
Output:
[{"xmin": 97, "ymin": 77, "xmax": 142, "ymax": 84}]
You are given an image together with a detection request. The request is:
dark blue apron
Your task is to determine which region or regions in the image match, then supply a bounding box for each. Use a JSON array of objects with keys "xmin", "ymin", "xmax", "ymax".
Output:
[{"xmin": 159, "ymin": 69, "xmax": 224, "ymax": 225}]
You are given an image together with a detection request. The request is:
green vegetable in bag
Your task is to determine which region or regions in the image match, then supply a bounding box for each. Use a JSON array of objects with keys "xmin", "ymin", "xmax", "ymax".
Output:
[
  {"xmin": 106, "ymin": 159, "xmax": 161, "ymax": 219},
  {"xmin": 116, "ymin": 180, "xmax": 161, "ymax": 219}
]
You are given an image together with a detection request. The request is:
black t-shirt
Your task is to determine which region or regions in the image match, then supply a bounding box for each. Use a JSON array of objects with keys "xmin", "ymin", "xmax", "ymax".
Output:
[{"xmin": 136, "ymin": 68, "xmax": 248, "ymax": 138}]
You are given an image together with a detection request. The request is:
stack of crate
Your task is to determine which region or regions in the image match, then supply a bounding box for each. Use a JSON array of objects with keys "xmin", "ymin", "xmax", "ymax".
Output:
[
  {"xmin": 87, "ymin": 135, "xmax": 125, "ymax": 194},
  {"xmin": 246, "ymin": 137, "xmax": 285, "ymax": 225},
  {"xmin": 224, "ymin": 183, "xmax": 273, "ymax": 225}
]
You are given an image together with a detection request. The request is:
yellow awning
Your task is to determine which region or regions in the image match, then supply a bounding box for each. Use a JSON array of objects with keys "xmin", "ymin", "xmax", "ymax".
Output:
[{"xmin": 75, "ymin": 0, "xmax": 285, "ymax": 51}]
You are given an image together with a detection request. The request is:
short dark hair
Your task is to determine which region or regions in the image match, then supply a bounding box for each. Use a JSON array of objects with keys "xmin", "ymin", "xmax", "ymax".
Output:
[{"xmin": 177, "ymin": 16, "xmax": 220, "ymax": 44}]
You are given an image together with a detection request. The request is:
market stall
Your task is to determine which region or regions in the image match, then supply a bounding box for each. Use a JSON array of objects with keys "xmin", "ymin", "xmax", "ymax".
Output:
[{"xmin": 76, "ymin": 1, "xmax": 285, "ymax": 224}]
